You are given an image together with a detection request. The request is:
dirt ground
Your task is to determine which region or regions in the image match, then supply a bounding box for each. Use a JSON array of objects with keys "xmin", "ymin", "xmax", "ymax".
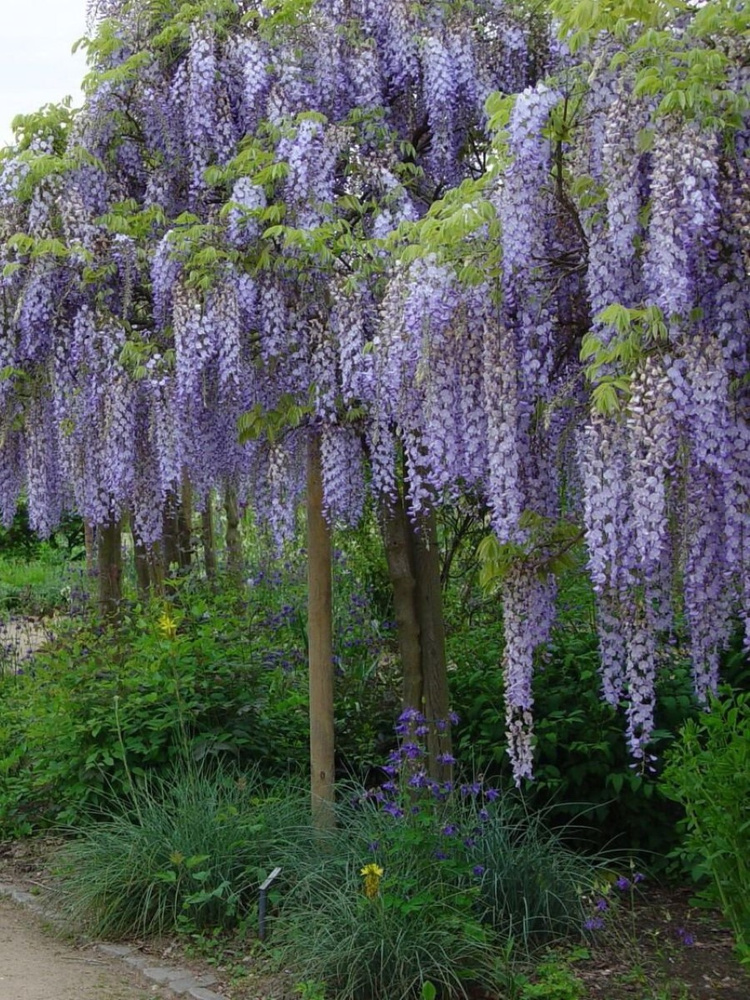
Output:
[{"xmin": 0, "ymin": 895, "xmax": 168, "ymax": 1000}]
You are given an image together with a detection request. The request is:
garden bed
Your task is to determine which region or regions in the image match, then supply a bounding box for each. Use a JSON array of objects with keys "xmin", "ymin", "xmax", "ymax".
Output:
[{"xmin": 1, "ymin": 837, "xmax": 747, "ymax": 1000}]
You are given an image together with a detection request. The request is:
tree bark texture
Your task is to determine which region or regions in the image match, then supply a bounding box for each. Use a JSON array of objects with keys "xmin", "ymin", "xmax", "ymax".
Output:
[
  {"xmin": 307, "ymin": 431, "xmax": 336, "ymax": 830},
  {"xmin": 224, "ymin": 485, "xmax": 244, "ymax": 584},
  {"xmin": 133, "ymin": 526, "xmax": 151, "ymax": 602},
  {"xmin": 201, "ymin": 495, "xmax": 217, "ymax": 582},
  {"xmin": 382, "ymin": 493, "xmax": 453, "ymax": 782},
  {"xmin": 177, "ymin": 471, "xmax": 193, "ymax": 569},
  {"xmin": 412, "ymin": 509, "xmax": 453, "ymax": 782},
  {"xmin": 97, "ymin": 517, "xmax": 123, "ymax": 621},
  {"xmin": 382, "ymin": 492, "xmax": 422, "ymax": 711},
  {"xmin": 84, "ymin": 520, "xmax": 96, "ymax": 581}
]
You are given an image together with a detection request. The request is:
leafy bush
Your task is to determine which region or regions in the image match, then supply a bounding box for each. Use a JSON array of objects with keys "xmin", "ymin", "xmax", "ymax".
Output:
[
  {"xmin": 0, "ymin": 595, "xmax": 310, "ymax": 834},
  {"xmin": 447, "ymin": 615, "xmax": 750, "ymax": 859},
  {"xmin": 52, "ymin": 763, "xmax": 287, "ymax": 936},
  {"xmin": 661, "ymin": 692, "xmax": 750, "ymax": 967}
]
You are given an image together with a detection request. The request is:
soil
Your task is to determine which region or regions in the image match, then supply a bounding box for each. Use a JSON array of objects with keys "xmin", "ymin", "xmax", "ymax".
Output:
[
  {"xmin": 573, "ymin": 885, "xmax": 749, "ymax": 1000},
  {"xmin": 1, "ymin": 838, "xmax": 748, "ymax": 1000},
  {"xmin": 0, "ymin": 896, "xmax": 165, "ymax": 1000}
]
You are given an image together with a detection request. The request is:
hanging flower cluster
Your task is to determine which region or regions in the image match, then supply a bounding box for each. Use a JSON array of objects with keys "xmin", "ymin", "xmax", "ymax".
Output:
[{"xmin": 0, "ymin": 0, "xmax": 746, "ymax": 781}]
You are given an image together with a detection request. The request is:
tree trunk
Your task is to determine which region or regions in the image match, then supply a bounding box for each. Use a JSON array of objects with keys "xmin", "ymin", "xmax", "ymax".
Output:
[
  {"xmin": 133, "ymin": 525, "xmax": 151, "ymax": 602},
  {"xmin": 177, "ymin": 471, "xmax": 193, "ymax": 570},
  {"xmin": 307, "ymin": 431, "xmax": 336, "ymax": 830},
  {"xmin": 97, "ymin": 517, "xmax": 123, "ymax": 621},
  {"xmin": 84, "ymin": 520, "xmax": 96, "ymax": 582},
  {"xmin": 201, "ymin": 494, "xmax": 217, "ymax": 582},
  {"xmin": 413, "ymin": 509, "xmax": 453, "ymax": 782},
  {"xmin": 162, "ymin": 491, "xmax": 180, "ymax": 576},
  {"xmin": 224, "ymin": 485, "xmax": 244, "ymax": 585},
  {"xmin": 148, "ymin": 543, "xmax": 165, "ymax": 597},
  {"xmin": 382, "ymin": 492, "xmax": 422, "ymax": 711},
  {"xmin": 381, "ymin": 491, "xmax": 453, "ymax": 782}
]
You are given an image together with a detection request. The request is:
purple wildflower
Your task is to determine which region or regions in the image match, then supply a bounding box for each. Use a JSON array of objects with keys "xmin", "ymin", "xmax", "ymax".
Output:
[
  {"xmin": 436, "ymin": 752, "xmax": 457, "ymax": 765},
  {"xmin": 472, "ymin": 865, "xmax": 485, "ymax": 877},
  {"xmin": 383, "ymin": 802, "xmax": 404, "ymax": 819},
  {"xmin": 584, "ymin": 917, "xmax": 605, "ymax": 932},
  {"xmin": 595, "ymin": 898, "xmax": 608, "ymax": 912},
  {"xmin": 441, "ymin": 823, "xmax": 458, "ymax": 836},
  {"xmin": 615, "ymin": 876, "xmax": 631, "ymax": 891}
]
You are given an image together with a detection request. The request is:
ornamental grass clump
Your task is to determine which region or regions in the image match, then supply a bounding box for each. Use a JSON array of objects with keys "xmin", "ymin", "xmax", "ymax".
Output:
[
  {"xmin": 272, "ymin": 710, "xmax": 608, "ymax": 999},
  {"xmin": 52, "ymin": 762, "xmax": 285, "ymax": 937}
]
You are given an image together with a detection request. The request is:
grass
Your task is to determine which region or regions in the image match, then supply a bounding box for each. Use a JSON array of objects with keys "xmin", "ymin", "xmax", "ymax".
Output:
[
  {"xmin": 52, "ymin": 763, "xmax": 282, "ymax": 937},
  {"xmin": 48, "ymin": 761, "xmax": 616, "ymax": 1000}
]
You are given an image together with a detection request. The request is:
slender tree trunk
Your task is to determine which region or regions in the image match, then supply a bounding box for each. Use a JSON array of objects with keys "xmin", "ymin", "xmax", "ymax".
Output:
[
  {"xmin": 307, "ymin": 431, "xmax": 335, "ymax": 830},
  {"xmin": 177, "ymin": 471, "xmax": 193, "ymax": 569},
  {"xmin": 224, "ymin": 485, "xmax": 244, "ymax": 585},
  {"xmin": 97, "ymin": 517, "xmax": 123, "ymax": 621},
  {"xmin": 133, "ymin": 525, "xmax": 151, "ymax": 602},
  {"xmin": 381, "ymin": 485, "xmax": 453, "ymax": 782},
  {"xmin": 148, "ymin": 543, "xmax": 165, "ymax": 597},
  {"xmin": 162, "ymin": 491, "xmax": 180, "ymax": 576},
  {"xmin": 382, "ymin": 492, "xmax": 422, "ymax": 711},
  {"xmin": 201, "ymin": 494, "xmax": 217, "ymax": 582},
  {"xmin": 412, "ymin": 509, "xmax": 453, "ymax": 782},
  {"xmin": 84, "ymin": 520, "xmax": 96, "ymax": 581}
]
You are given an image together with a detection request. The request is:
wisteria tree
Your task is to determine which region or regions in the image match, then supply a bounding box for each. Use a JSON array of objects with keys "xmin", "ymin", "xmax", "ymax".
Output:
[{"xmin": 0, "ymin": 0, "xmax": 747, "ymax": 814}]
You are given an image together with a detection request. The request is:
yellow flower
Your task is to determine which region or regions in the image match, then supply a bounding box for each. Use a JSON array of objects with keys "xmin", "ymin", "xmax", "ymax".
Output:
[
  {"xmin": 360, "ymin": 863, "xmax": 384, "ymax": 899},
  {"xmin": 158, "ymin": 610, "xmax": 177, "ymax": 640}
]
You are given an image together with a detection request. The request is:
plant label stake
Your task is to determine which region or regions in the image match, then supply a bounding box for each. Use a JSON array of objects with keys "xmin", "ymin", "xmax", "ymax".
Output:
[{"xmin": 258, "ymin": 866, "xmax": 282, "ymax": 941}]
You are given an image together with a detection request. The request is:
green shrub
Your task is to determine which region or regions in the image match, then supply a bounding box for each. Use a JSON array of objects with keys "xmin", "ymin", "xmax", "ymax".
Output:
[
  {"xmin": 446, "ymin": 617, "xmax": 750, "ymax": 859},
  {"xmin": 660, "ymin": 692, "xmax": 750, "ymax": 967},
  {"xmin": 0, "ymin": 597, "xmax": 310, "ymax": 834}
]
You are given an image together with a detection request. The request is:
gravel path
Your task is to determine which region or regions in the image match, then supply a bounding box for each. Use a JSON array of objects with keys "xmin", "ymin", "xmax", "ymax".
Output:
[{"xmin": 0, "ymin": 895, "xmax": 164, "ymax": 1000}]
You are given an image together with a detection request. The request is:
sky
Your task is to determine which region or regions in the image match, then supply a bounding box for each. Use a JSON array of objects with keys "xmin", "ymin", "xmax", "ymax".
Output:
[{"xmin": 0, "ymin": 0, "xmax": 89, "ymax": 145}]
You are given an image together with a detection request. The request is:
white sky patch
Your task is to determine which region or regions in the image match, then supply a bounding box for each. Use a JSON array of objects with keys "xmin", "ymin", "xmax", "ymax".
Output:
[{"xmin": 0, "ymin": 0, "xmax": 89, "ymax": 145}]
